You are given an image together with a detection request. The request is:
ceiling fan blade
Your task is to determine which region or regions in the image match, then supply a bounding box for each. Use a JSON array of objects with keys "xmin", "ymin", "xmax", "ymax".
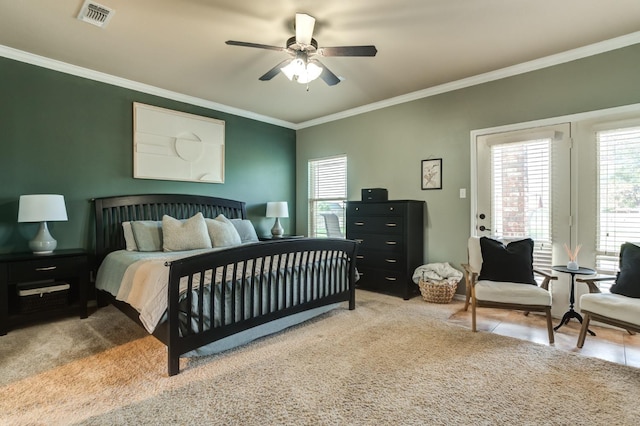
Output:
[
  {"xmin": 318, "ymin": 45, "xmax": 378, "ymax": 57},
  {"xmin": 295, "ymin": 13, "xmax": 315, "ymax": 45},
  {"xmin": 259, "ymin": 59, "xmax": 292, "ymax": 81},
  {"xmin": 226, "ymin": 40, "xmax": 286, "ymax": 52},
  {"xmin": 315, "ymin": 61, "xmax": 341, "ymax": 86}
]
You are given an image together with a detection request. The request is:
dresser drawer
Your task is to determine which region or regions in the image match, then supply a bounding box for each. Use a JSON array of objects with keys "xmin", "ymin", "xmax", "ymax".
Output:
[
  {"xmin": 355, "ymin": 250, "xmax": 404, "ymax": 270},
  {"xmin": 356, "ymin": 267, "xmax": 407, "ymax": 289},
  {"xmin": 7, "ymin": 256, "xmax": 85, "ymax": 283},
  {"xmin": 348, "ymin": 216, "xmax": 404, "ymax": 234},
  {"xmin": 352, "ymin": 233, "xmax": 404, "ymax": 253},
  {"xmin": 347, "ymin": 203, "xmax": 406, "ymax": 217}
]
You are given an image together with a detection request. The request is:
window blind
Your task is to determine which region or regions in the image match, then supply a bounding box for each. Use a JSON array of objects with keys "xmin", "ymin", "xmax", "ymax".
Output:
[
  {"xmin": 308, "ymin": 155, "xmax": 347, "ymax": 237},
  {"xmin": 596, "ymin": 126, "xmax": 640, "ymax": 279},
  {"xmin": 491, "ymin": 139, "xmax": 552, "ymax": 272}
]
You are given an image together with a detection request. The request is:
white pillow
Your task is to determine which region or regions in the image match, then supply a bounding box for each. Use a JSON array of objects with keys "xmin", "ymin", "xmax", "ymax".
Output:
[
  {"xmin": 230, "ymin": 219, "xmax": 259, "ymax": 243},
  {"xmin": 205, "ymin": 214, "xmax": 242, "ymax": 247},
  {"xmin": 122, "ymin": 222, "xmax": 138, "ymax": 251},
  {"xmin": 131, "ymin": 220, "xmax": 163, "ymax": 252},
  {"xmin": 162, "ymin": 213, "xmax": 212, "ymax": 252}
]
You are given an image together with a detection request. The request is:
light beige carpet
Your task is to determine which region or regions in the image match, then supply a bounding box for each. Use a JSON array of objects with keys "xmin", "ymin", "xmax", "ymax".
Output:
[{"xmin": 1, "ymin": 290, "xmax": 639, "ymax": 425}]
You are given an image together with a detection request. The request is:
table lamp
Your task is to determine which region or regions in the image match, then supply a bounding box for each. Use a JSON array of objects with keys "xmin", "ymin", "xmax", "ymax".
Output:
[
  {"xmin": 266, "ymin": 201, "xmax": 288, "ymax": 238},
  {"xmin": 18, "ymin": 194, "xmax": 68, "ymax": 254}
]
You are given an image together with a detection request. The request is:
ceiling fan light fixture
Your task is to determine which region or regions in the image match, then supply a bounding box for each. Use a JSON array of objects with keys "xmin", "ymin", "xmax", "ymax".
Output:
[{"xmin": 281, "ymin": 59, "xmax": 322, "ymax": 84}]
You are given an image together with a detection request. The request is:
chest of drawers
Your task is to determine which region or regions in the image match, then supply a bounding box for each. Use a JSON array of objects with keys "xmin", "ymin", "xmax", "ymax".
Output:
[{"xmin": 346, "ymin": 200, "xmax": 425, "ymax": 299}]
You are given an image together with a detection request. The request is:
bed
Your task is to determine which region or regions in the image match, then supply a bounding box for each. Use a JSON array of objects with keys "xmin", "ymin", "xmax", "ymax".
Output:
[{"xmin": 93, "ymin": 194, "xmax": 358, "ymax": 376}]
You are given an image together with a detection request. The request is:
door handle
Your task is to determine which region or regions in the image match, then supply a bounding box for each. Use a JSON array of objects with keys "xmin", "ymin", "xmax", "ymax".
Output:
[{"xmin": 479, "ymin": 225, "xmax": 491, "ymax": 232}]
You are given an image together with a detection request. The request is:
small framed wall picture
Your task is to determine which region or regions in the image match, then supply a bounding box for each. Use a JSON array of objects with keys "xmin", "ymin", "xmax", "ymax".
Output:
[{"xmin": 421, "ymin": 158, "xmax": 442, "ymax": 190}]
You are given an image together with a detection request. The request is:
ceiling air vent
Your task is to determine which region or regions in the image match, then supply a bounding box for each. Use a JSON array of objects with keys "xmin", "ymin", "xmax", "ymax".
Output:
[{"xmin": 77, "ymin": 0, "xmax": 115, "ymax": 28}]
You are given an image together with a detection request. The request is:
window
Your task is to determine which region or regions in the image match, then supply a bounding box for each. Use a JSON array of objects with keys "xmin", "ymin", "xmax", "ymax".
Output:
[
  {"xmin": 308, "ymin": 155, "xmax": 347, "ymax": 238},
  {"xmin": 490, "ymin": 138, "xmax": 552, "ymax": 272},
  {"xmin": 596, "ymin": 126, "xmax": 640, "ymax": 277}
]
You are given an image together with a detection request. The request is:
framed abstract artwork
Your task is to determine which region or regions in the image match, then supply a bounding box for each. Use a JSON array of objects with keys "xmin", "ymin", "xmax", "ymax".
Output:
[
  {"xmin": 421, "ymin": 158, "xmax": 442, "ymax": 190},
  {"xmin": 133, "ymin": 102, "xmax": 225, "ymax": 183}
]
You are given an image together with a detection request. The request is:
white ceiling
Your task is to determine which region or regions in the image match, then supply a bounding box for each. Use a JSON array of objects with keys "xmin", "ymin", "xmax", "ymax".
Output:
[{"xmin": 2, "ymin": 0, "xmax": 640, "ymax": 127}]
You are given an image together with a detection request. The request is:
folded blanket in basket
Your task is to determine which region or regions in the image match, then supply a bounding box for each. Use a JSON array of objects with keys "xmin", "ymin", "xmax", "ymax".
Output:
[{"xmin": 412, "ymin": 262, "xmax": 463, "ymax": 284}]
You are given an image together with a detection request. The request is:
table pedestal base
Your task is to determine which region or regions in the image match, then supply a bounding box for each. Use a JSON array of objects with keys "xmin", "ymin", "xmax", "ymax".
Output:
[{"xmin": 554, "ymin": 308, "xmax": 596, "ymax": 336}]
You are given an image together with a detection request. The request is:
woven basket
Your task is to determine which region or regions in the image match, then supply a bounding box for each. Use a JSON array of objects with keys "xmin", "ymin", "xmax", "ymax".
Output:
[{"xmin": 418, "ymin": 279, "xmax": 458, "ymax": 304}]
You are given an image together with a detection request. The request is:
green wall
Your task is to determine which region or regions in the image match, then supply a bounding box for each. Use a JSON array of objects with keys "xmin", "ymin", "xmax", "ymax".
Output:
[
  {"xmin": 296, "ymin": 44, "xmax": 640, "ymax": 292},
  {"xmin": 0, "ymin": 57, "xmax": 296, "ymax": 253}
]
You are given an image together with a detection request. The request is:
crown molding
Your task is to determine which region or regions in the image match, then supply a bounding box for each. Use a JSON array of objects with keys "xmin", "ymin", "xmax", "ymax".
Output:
[
  {"xmin": 296, "ymin": 31, "xmax": 640, "ymax": 129},
  {"xmin": 0, "ymin": 45, "xmax": 297, "ymax": 130},
  {"xmin": 3, "ymin": 30, "xmax": 640, "ymax": 132}
]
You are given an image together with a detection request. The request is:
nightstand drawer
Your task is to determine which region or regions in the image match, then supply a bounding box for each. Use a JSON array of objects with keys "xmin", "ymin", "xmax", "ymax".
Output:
[{"xmin": 7, "ymin": 256, "xmax": 85, "ymax": 283}]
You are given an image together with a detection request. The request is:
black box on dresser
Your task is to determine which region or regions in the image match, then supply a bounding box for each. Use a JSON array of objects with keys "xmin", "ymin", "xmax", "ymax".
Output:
[
  {"xmin": 361, "ymin": 188, "xmax": 388, "ymax": 202},
  {"xmin": 346, "ymin": 200, "xmax": 425, "ymax": 299}
]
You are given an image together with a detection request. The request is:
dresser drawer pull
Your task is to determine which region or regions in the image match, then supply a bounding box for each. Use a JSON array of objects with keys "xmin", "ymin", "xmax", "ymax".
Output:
[
  {"xmin": 385, "ymin": 259, "xmax": 397, "ymax": 263},
  {"xmin": 385, "ymin": 276, "xmax": 397, "ymax": 281},
  {"xmin": 385, "ymin": 223, "xmax": 397, "ymax": 227},
  {"xmin": 385, "ymin": 241, "xmax": 397, "ymax": 245},
  {"xmin": 354, "ymin": 222, "xmax": 365, "ymax": 226},
  {"xmin": 35, "ymin": 266, "xmax": 57, "ymax": 271},
  {"xmin": 356, "ymin": 255, "xmax": 364, "ymax": 259}
]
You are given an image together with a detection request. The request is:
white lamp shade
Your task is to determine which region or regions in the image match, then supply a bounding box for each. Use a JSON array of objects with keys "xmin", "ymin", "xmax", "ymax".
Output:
[
  {"xmin": 266, "ymin": 201, "xmax": 289, "ymax": 218},
  {"xmin": 18, "ymin": 194, "xmax": 68, "ymax": 223}
]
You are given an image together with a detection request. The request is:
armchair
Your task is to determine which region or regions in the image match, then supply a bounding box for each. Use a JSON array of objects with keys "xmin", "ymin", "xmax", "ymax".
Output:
[
  {"xmin": 462, "ymin": 236, "xmax": 557, "ymax": 344},
  {"xmin": 576, "ymin": 242, "xmax": 640, "ymax": 348}
]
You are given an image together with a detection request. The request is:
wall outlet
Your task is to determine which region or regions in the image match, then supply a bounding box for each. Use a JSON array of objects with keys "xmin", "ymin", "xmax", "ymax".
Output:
[{"xmin": 459, "ymin": 188, "xmax": 466, "ymax": 198}]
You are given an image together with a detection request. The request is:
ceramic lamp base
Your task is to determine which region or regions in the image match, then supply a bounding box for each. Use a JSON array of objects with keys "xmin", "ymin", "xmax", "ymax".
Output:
[
  {"xmin": 29, "ymin": 221, "xmax": 57, "ymax": 254},
  {"xmin": 271, "ymin": 217, "xmax": 284, "ymax": 238}
]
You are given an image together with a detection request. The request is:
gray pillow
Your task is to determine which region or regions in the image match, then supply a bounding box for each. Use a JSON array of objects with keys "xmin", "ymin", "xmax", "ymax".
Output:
[
  {"xmin": 230, "ymin": 218, "xmax": 259, "ymax": 243},
  {"xmin": 205, "ymin": 215, "xmax": 242, "ymax": 247},
  {"xmin": 122, "ymin": 222, "xmax": 138, "ymax": 251},
  {"xmin": 131, "ymin": 220, "xmax": 163, "ymax": 252},
  {"xmin": 162, "ymin": 213, "xmax": 212, "ymax": 252}
]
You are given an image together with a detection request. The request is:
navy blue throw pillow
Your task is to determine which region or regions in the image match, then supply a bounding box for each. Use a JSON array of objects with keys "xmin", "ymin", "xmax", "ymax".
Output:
[
  {"xmin": 610, "ymin": 243, "xmax": 640, "ymax": 298},
  {"xmin": 477, "ymin": 237, "xmax": 536, "ymax": 285}
]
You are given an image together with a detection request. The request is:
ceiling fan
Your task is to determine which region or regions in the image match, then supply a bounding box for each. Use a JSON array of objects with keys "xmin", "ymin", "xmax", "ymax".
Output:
[{"xmin": 225, "ymin": 13, "xmax": 377, "ymax": 86}]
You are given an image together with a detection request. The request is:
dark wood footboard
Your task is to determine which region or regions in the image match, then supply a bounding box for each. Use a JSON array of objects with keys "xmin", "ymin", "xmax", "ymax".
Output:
[{"xmin": 165, "ymin": 238, "xmax": 357, "ymax": 376}]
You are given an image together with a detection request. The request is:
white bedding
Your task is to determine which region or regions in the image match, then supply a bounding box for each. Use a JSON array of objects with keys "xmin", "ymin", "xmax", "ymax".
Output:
[{"xmin": 96, "ymin": 248, "xmax": 222, "ymax": 332}]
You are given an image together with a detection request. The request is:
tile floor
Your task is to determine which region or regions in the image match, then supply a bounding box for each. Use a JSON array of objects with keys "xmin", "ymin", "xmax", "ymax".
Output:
[{"xmin": 446, "ymin": 300, "xmax": 640, "ymax": 368}]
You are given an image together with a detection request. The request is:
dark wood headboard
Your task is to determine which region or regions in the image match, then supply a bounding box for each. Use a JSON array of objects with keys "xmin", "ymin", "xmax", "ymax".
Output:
[{"xmin": 93, "ymin": 194, "xmax": 247, "ymax": 264}]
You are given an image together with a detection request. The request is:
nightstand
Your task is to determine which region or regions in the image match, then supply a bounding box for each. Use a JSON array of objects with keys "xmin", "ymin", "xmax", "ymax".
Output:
[{"xmin": 0, "ymin": 249, "xmax": 89, "ymax": 335}]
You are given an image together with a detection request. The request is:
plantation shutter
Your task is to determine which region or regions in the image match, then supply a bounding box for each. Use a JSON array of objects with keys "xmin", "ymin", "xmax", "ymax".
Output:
[
  {"xmin": 596, "ymin": 126, "xmax": 640, "ymax": 279},
  {"xmin": 308, "ymin": 155, "xmax": 347, "ymax": 237}
]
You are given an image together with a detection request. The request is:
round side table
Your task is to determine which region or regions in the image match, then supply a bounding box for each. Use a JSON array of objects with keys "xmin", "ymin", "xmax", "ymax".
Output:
[{"xmin": 551, "ymin": 265, "xmax": 596, "ymax": 335}]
